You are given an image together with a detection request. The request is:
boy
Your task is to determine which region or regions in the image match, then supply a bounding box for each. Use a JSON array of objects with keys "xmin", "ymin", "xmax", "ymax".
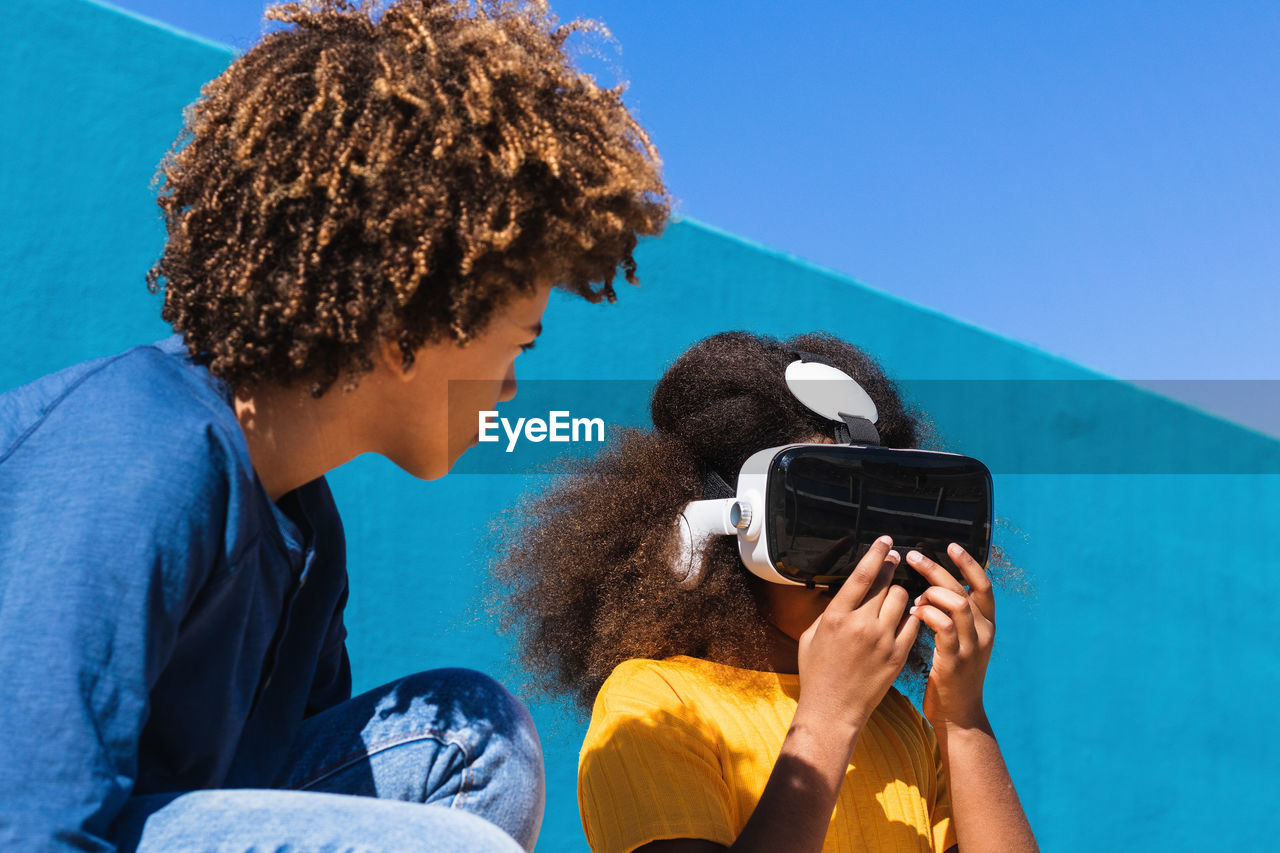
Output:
[{"xmin": 0, "ymin": 1, "xmax": 667, "ymax": 850}]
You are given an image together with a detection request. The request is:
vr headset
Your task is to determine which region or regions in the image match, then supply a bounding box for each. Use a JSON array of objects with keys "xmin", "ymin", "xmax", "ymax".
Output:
[{"xmin": 674, "ymin": 352, "xmax": 993, "ymax": 599}]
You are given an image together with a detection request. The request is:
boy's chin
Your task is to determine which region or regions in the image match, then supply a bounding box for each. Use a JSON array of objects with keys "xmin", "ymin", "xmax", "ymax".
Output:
[{"xmin": 385, "ymin": 447, "xmax": 456, "ymax": 482}]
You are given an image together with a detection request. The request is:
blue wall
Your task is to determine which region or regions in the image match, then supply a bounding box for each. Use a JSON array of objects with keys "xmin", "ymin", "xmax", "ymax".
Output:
[{"xmin": 4, "ymin": 2, "xmax": 1279, "ymax": 850}]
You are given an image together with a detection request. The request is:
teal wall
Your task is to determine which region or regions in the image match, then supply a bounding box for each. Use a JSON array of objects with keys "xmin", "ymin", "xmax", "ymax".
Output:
[{"xmin": 4, "ymin": 2, "xmax": 1279, "ymax": 850}]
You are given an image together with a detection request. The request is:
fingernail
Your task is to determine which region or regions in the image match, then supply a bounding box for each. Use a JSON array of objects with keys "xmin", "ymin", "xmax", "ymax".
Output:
[
  {"xmin": 907, "ymin": 550, "xmax": 922, "ymax": 564},
  {"xmin": 876, "ymin": 535, "xmax": 892, "ymax": 546},
  {"xmin": 909, "ymin": 606, "xmax": 919, "ymax": 615}
]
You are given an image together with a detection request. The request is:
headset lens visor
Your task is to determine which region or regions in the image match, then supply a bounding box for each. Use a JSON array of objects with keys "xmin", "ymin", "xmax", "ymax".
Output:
[{"xmin": 764, "ymin": 445, "xmax": 992, "ymax": 595}]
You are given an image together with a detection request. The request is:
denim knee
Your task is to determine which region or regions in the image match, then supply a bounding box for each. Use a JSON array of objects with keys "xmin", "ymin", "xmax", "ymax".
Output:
[
  {"xmin": 388, "ymin": 668, "xmax": 536, "ymax": 745},
  {"xmin": 387, "ymin": 668, "xmax": 545, "ymax": 851}
]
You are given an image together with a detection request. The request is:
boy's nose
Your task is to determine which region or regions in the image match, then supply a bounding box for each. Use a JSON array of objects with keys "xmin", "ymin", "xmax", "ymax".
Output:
[{"xmin": 498, "ymin": 365, "xmax": 517, "ymax": 403}]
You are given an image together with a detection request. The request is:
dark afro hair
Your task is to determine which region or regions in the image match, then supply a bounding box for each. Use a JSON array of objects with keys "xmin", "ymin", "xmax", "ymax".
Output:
[
  {"xmin": 490, "ymin": 331, "xmax": 938, "ymax": 712},
  {"xmin": 148, "ymin": 0, "xmax": 669, "ymax": 396}
]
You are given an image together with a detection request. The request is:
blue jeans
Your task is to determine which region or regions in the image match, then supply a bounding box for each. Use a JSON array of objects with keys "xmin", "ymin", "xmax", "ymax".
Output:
[{"xmin": 113, "ymin": 669, "xmax": 544, "ymax": 852}]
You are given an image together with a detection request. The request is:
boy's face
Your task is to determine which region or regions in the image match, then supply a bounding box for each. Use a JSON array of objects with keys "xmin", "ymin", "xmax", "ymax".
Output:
[{"xmin": 370, "ymin": 282, "xmax": 551, "ymax": 479}]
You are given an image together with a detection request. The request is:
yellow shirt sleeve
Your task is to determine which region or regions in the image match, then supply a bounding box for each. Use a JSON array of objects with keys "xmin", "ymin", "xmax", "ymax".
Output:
[{"xmin": 578, "ymin": 661, "xmax": 737, "ymax": 853}]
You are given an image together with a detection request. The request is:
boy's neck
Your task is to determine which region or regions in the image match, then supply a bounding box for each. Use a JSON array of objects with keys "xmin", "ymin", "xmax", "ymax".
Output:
[{"xmin": 234, "ymin": 380, "xmax": 369, "ymax": 502}]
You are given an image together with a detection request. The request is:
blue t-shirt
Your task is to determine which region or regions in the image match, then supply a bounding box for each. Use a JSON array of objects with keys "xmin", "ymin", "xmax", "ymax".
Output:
[{"xmin": 0, "ymin": 337, "xmax": 352, "ymax": 852}]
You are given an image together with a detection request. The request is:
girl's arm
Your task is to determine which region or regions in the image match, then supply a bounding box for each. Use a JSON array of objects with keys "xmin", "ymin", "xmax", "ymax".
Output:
[
  {"xmin": 639, "ymin": 536, "xmax": 921, "ymax": 853},
  {"xmin": 908, "ymin": 544, "xmax": 1039, "ymax": 853}
]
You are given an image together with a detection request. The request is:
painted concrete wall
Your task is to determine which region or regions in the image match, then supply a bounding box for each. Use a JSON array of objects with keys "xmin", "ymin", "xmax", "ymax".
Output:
[{"xmin": 4, "ymin": 1, "xmax": 1279, "ymax": 850}]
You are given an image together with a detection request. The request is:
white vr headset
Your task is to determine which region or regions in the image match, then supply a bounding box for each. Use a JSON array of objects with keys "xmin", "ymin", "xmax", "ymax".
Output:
[{"xmin": 673, "ymin": 353, "xmax": 993, "ymax": 596}]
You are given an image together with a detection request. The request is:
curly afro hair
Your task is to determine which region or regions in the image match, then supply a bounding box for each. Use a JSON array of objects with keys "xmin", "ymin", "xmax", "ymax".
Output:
[
  {"xmin": 491, "ymin": 331, "xmax": 939, "ymax": 712},
  {"xmin": 149, "ymin": 0, "xmax": 669, "ymax": 395}
]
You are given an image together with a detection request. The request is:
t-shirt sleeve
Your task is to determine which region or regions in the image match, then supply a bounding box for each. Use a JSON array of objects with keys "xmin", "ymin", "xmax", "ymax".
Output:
[
  {"xmin": 0, "ymin": 398, "xmax": 232, "ymax": 851},
  {"xmin": 578, "ymin": 662, "xmax": 736, "ymax": 853},
  {"xmin": 923, "ymin": 718, "xmax": 958, "ymax": 853}
]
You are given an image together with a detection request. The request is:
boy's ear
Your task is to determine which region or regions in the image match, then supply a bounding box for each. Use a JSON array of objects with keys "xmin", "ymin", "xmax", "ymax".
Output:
[{"xmin": 377, "ymin": 337, "xmax": 418, "ymax": 382}]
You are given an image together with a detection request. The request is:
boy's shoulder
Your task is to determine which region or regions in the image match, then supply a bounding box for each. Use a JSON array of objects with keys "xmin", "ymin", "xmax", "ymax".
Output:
[
  {"xmin": 0, "ymin": 337, "xmax": 258, "ymax": 528},
  {"xmin": 1, "ymin": 336, "xmax": 242, "ymax": 468},
  {"xmin": 0, "ymin": 337, "xmax": 286, "ymax": 589}
]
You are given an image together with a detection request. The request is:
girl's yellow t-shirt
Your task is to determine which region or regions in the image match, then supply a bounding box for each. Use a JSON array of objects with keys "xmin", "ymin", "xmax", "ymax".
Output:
[{"xmin": 578, "ymin": 656, "xmax": 956, "ymax": 853}]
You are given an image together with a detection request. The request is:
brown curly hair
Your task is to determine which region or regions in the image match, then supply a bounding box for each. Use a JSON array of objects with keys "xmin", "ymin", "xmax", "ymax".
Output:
[
  {"xmin": 491, "ymin": 331, "xmax": 941, "ymax": 712},
  {"xmin": 149, "ymin": 0, "xmax": 668, "ymax": 395}
]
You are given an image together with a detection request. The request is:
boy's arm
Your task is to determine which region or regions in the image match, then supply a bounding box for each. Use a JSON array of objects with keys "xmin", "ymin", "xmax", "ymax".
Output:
[{"xmin": 0, "ymin": 424, "xmax": 228, "ymax": 851}]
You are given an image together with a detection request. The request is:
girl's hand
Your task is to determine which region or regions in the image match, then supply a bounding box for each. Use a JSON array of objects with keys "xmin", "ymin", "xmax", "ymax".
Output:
[
  {"xmin": 907, "ymin": 543, "xmax": 995, "ymax": 730},
  {"xmin": 907, "ymin": 546, "xmax": 1040, "ymax": 853},
  {"xmin": 797, "ymin": 536, "xmax": 920, "ymax": 732}
]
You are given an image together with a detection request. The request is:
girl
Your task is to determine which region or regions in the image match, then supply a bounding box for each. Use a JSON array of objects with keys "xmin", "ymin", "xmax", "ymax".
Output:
[{"xmin": 494, "ymin": 331, "xmax": 1037, "ymax": 853}]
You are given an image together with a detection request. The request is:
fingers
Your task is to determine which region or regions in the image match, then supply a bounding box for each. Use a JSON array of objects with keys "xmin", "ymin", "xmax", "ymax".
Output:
[
  {"xmin": 906, "ymin": 545, "xmax": 997, "ymax": 622},
  {"xmin": 893, "ymin": 611, "xmax": 921, "ymax": 659},
  {"xmin": 948, "ymin": 542, "xmax": 995, "ymax": 621},
  {"xmin": 910, "ymin": 602, "xmax": 960, "ymax": 655},
  {"xmin": 864, "ymin": 549, "xmax": 901, "ymax": 610},
  {"xmin": 912, "ymin": 586, "xmax": 977, "ymax": 655},
  {"xmin": 885, "ymin": 585, "xmax": 920, "ymax": 662},
  {"xmin": 879, "ymin": 580, "xmax": 910, "ymax": 630},
  {"xmin": 904, "ymin": 548, "xmax": 965, "ymax": 594},
  {"xmin": 831, "ymin": 535, "xmax": 895, "ymax": 610}
]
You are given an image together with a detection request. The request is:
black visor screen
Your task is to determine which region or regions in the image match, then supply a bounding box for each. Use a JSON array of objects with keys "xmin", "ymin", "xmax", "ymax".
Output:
[{"xmin": 764, "ymin": 445, "xmax": 992, "ymax": 593}]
